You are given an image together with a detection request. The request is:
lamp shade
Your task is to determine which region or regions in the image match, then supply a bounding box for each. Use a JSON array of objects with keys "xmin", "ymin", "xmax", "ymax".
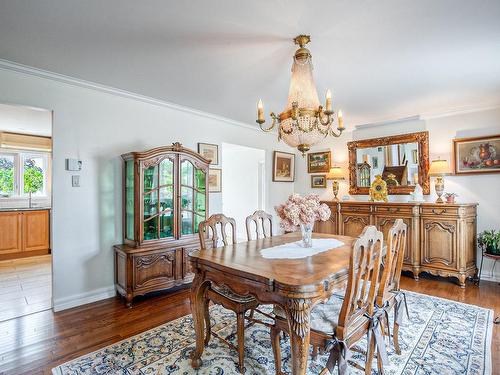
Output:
[
  {"xmin": 326, "ymin": 166, "xmax": 345, "ymax": 180},
  {"xmin": 428, "ymin": 159, "xmax": 451, "ymax": 176}
]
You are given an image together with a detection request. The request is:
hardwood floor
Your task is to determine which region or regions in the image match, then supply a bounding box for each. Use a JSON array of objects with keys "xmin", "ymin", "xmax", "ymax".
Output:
[{"xmin": 0, "ymin": 276, "xmax": 498, "ymax": 375}]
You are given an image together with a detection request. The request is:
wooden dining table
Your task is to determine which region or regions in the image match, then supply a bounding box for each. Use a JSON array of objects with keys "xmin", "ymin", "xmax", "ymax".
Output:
[{"xmin": 188, "ymin": 232, "xmax": 356, "ymax": 375}]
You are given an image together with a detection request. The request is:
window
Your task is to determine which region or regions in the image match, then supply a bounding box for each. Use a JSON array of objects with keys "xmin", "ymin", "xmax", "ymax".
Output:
[
  {"xmin": 0, "ymin": 153, "xmax": 15, "ymax": 196},
  {"xmin": 0, "ymin": 150, "xmax": 50, "ymax": 197}
]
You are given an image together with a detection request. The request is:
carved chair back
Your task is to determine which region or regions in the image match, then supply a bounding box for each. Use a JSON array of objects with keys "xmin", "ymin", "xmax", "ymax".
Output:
[
  {"xmin": 376, "ymin": 219, "xmax": 407, "ymax": 306},
  {"xmin": 245, "ymin": 210, "xmax": 273, "ymax": 241},
  {"xmin": 336, "ymin": 225, "xmax": 384, "ymax": 340},
  {"xmin": 198, "ymin": 214, "xmax": 237, "ymax": 250}
]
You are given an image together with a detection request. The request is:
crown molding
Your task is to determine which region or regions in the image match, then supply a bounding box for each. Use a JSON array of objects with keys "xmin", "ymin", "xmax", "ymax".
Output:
[
  {"xmin": 420, "ymin": 103, "xmax": 500, "ymax": 120},
  {"xmin": 0, "ymin": 58, "xmax": 263, "ymax": 133}
]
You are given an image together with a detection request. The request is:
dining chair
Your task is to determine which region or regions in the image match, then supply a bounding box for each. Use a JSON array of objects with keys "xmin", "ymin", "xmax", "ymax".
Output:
[
  {"xmin": 198, "ymin": 213, "xmax": 259, "ymax": 373},
  {"xmin": 270, "ymin": 225, "xmax": 386, "ymax": 375},
  {"xmin": 376, "ymin": 218, "xmax": 408, "ymax": 355},
  {"xmin": 245, "ymin": 210, "xmax": 273, "ymax": 240}
]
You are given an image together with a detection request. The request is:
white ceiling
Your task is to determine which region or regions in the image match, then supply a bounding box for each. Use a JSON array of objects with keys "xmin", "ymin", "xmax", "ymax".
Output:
[
  {"xmin": 0, "ymin": 103, "xmax": 52, "ymax": 137},
  {"xmin": 0, "ymin": 0, "xmax": 499, "ymax": 128}
]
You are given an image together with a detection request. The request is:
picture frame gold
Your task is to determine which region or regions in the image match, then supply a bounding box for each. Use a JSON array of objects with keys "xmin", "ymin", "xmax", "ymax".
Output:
[
  {"xmin": 452, "ymin": 134, "xmax": 500, "ymax": 175},
  {"xmin": 208, "ymin": 168, "xmax": 222, "ymax": 192},
  {"xmin": 198, "ymin": 143, "xmax": 219, "ymax": 165},
  {"xmin": 307, "ymin": 151, "xmax": 331, "ymax": 173},
  {"xmin": 273, "ymin": 151, "xmax": 295, "ymax": 182},
  {"xmin": 310, "ymin": 174, "xmax": 327, "ymax": 188}
]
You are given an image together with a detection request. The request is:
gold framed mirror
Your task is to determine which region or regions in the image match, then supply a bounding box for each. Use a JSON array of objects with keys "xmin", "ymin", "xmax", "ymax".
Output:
[{"xmin": 348, "ymin": 131, "xmax": 430, "ymax": 195}]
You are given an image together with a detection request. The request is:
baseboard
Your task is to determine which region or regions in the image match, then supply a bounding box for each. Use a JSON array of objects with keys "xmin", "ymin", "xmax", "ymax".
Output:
[
  {"xmin": 479, "ymin": 274, "xmax": 500, "ymax": 283},
  {"xmin": 53, "ymin": 286, "xmax": 116, "ymax": 312}
]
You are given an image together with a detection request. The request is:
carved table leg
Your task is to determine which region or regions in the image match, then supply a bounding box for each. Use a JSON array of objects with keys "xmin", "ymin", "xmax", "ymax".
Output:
[
  {"xmin": 285, "ymin": 298, "xmax": 312, "ymax": 375},
  {"xmin": 190, "ymin": 270, "xmax": 209, "ymax": 369}
]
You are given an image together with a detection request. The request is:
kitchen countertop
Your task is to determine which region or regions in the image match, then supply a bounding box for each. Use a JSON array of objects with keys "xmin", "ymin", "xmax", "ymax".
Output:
[{"xmin": 0, "ymin": 207, "xmax": 51, "ymax": 212}]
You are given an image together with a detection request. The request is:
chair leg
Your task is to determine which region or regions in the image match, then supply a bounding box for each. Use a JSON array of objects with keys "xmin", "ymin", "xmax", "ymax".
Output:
[
  {"xmin": 393, "ymin": 321, "xmax": 401, "ymax": 355},
  {"xmin": 204, "ymin": 301, "xmax": 211, "ymax": 346},
  {"xmin": 365, "ymin": 333, "xmax": 376, "ymax": 375},
  {"xmin": 312, "ymin": 345, "xmax": 319, "ymax": 360},
  {"xmin": 377, "ymin": 348, "xmax": 385, "ymax": 374},
  {"xmin": 270, "ymin": 326, "xmax": 283, "ymax": 375},
  {"xmin": 236, "ymin": 312, "xmax": 245, "ymax": 373}
]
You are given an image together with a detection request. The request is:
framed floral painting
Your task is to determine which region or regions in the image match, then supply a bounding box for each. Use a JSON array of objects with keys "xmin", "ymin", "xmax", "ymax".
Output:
[
  {"xmin": 273, "ymin": 151, "xmax": 295, "ymax": 182},
  {"xmin": 453, "ymin": 134, "xmax": 500, "ymax": 175},
  {"xmin": 307, "ymin": 151, "xmax": 331, "ymax": 173}
]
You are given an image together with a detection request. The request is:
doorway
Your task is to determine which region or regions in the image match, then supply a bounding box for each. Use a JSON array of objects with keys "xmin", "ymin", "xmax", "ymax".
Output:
[
  {"xmin": 0, "ymin": 103, "xmax": 52, "ymax": 321},
  {"xmin": 221, "ymin": 143, "xmax": 266, "ymax": 241}
]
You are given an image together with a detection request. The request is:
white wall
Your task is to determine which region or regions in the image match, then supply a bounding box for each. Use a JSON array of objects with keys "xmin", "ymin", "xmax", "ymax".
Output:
[
  {"xmin": 222, "ymin": 143, "xmax": 266, "ymax": 241},
  {"xmin": 296, "ymin": 108, "xmax": 500, "ymax": 282},
  {"xmin": 0, "ymin": 66, "xmax": 295, "ymax": 310}
]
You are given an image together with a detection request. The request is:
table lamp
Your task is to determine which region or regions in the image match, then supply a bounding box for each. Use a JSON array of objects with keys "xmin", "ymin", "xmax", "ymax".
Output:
[
  {"xmin": 326, "ymin": 166, "xmax": 345, "ymax": 201},
  {"xmin": 428, "ymin": 159, "xmax": 451, "ymax": 203}
]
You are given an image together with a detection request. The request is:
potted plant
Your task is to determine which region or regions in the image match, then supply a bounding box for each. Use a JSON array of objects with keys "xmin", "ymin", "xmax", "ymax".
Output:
[
  {"xmin": 478, "ymin": 230, "xmax": 500, "ymax": 255},
  {"xmin": 444, "ymin": 192, "xmax": 458, "ymax": 204}
]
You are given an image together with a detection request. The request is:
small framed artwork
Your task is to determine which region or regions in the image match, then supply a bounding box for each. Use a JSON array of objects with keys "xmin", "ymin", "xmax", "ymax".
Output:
[
  {"xmin": 308, "ymin": 151, "xmax": 331, "ymax": 173},
  {"xmin": 208, "ymin": 168, "xmax": 222, "ymax": 192},
  {"xmin": 372, "ymin": 156, "xmax": 379, "ymax": 169},
  {"xmin": 453, "ymin": 134, "xmax": 500, "ymax": 175},
  {"xmin": 311, "ymin": 174, "xmax": 326, "ymax": 188},
  {"xmin": 273, "ymin": 151, "xmax": 295, "ymax": 182},
  {"xmin": 198, "ymin": 143, "xmax": 219, "ymax": 165}
]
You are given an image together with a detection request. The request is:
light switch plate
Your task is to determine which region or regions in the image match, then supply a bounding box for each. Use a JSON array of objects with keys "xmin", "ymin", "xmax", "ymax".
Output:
[
  {"xmin": 66, "ymin": 158, "xmax": 82, "ymax": 171},
  {"xmin": 72, "ymin": 175, "xmax": 80, "ymax": 187}
]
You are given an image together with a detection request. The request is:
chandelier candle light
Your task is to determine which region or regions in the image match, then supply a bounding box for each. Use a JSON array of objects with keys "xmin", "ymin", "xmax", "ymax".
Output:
[{"xmin": 256, "ymin": 35, "xmax": 345, "ymax": 155}]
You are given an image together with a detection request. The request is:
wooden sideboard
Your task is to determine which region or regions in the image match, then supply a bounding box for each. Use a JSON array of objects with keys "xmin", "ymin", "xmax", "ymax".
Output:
[
  {"xmin": 0, "ymin": 209, "xmax": 50, "ymax": 260},
  {"xmin": 315, "ymin": 201, "xmax": 478, "ymax": 288}
]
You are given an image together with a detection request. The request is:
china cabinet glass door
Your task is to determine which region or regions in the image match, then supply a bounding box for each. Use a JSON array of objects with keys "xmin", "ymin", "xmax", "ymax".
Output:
[
  {"xmin": 125, "ymin": 160, "xmax": 135, "ymax": 241},
  {"xmin": 143, "ymin": 157, "xmax": 175, "ymax": 241},
  {"xmin": 180, "ymin": 159, "xmax": 206, "ymax": 236}
]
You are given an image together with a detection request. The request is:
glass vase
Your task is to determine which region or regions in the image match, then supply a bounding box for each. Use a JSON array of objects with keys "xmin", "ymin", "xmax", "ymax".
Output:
[{"xmin": 300, "ymin": 223, "xmax": 314, "ymax": 248}]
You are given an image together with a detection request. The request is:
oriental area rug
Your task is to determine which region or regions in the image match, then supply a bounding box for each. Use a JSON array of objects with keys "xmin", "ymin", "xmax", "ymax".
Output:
[{"xmin": 52, "ymin": 291, "xmax": 493, "ymax": 375}]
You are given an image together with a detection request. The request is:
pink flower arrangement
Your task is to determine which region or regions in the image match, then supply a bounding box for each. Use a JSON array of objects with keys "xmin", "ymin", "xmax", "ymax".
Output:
[{"xmin": 275, "ymin": 194, "xmax": 331, "ymax": 232}]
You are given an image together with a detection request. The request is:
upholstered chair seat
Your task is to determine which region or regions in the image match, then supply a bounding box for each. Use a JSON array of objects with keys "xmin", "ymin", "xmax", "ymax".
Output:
[{"xmin": 211, "ymin": 284, "xmax": 256, "ymax": 304}]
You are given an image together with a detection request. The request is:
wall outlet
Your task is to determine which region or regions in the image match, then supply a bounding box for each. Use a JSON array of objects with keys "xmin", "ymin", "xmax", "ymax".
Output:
[{"xmin": 72, "ymin": 175, "xmax": 80, "ymax": 187}]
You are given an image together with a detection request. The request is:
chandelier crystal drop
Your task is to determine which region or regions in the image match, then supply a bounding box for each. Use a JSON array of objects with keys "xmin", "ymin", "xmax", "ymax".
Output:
[{"xmin": 256, "ymin": 35, "xmax": 345, "ymax": 155}]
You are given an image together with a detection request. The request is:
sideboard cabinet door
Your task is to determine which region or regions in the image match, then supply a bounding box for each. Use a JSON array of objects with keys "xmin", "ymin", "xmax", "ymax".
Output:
[
  {"xmin": 133, "ymin": 251, "xmax": 177, "ymax": 290},
  {"xmin": 421, "ymin": 219, "xmax": 458, "ymax": 270}
]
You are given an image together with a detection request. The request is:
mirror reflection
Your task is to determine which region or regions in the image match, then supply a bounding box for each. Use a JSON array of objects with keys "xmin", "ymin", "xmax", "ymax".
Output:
[{"xmin": 355, "ymin": 142, "xmax": 419, "ymax": 187}]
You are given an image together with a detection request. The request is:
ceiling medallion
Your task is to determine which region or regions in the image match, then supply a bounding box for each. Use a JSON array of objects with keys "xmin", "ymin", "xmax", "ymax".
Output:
[{"xmin": 256, "ymin": 35, "xmax": 345, "ymax": 155}]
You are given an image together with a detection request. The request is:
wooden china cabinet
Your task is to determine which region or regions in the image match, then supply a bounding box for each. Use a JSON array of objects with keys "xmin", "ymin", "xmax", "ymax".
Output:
[{"xmin": 114, "ymin": 143, "xmax": 210, "ymax": 306}]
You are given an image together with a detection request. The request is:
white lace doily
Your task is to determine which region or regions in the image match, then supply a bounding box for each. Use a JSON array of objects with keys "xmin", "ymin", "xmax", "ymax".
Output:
[{"xmin": 260, "ymin": 238, "xmax": 345, "ymax": 259}]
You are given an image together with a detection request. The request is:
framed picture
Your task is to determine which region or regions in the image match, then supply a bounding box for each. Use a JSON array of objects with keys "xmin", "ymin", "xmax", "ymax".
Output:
[
  {"xmin": 198, "ymin": 143, "xmax": 219, "ymax": 165},
  {"xmin": 453, "ymin": 134, "xmax": 500, "ymax": 175},
  {"xmin": 372, "ymin": 156, "xmax": 379, "ymax": 169},
  {"xmin": 308, "ymin": 151, "xmax": 331, "ymax": 173},
  {"xmin": 273, "ymin": 151, "xmax": 295, "ymax": 182},
  {"xmin": 311, "ymin": 174, "xmax": 326, "ymax": 188},
  {"xmin": 208, "ymin": 168, "xmax": 222, "ymax": 192}
]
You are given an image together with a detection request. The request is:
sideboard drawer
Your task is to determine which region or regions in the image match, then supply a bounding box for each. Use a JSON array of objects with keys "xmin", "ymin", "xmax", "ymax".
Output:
[
  {"xmin": 339, "ymin": 204, "xmax": 371, "ymax": 214},
  {"xmin": 421, "ymin": 206, "xmax": 460, "ymax": 217},
  {"xmin": 374, "ymin": 205, "xmax": 414, "ymax": 215}
]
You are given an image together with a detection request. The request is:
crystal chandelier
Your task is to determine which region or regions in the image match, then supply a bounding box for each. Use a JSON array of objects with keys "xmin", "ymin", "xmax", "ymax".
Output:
[{"xmin": 256, "ymin": 35, "xmax": 345, "ymax": 155}]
